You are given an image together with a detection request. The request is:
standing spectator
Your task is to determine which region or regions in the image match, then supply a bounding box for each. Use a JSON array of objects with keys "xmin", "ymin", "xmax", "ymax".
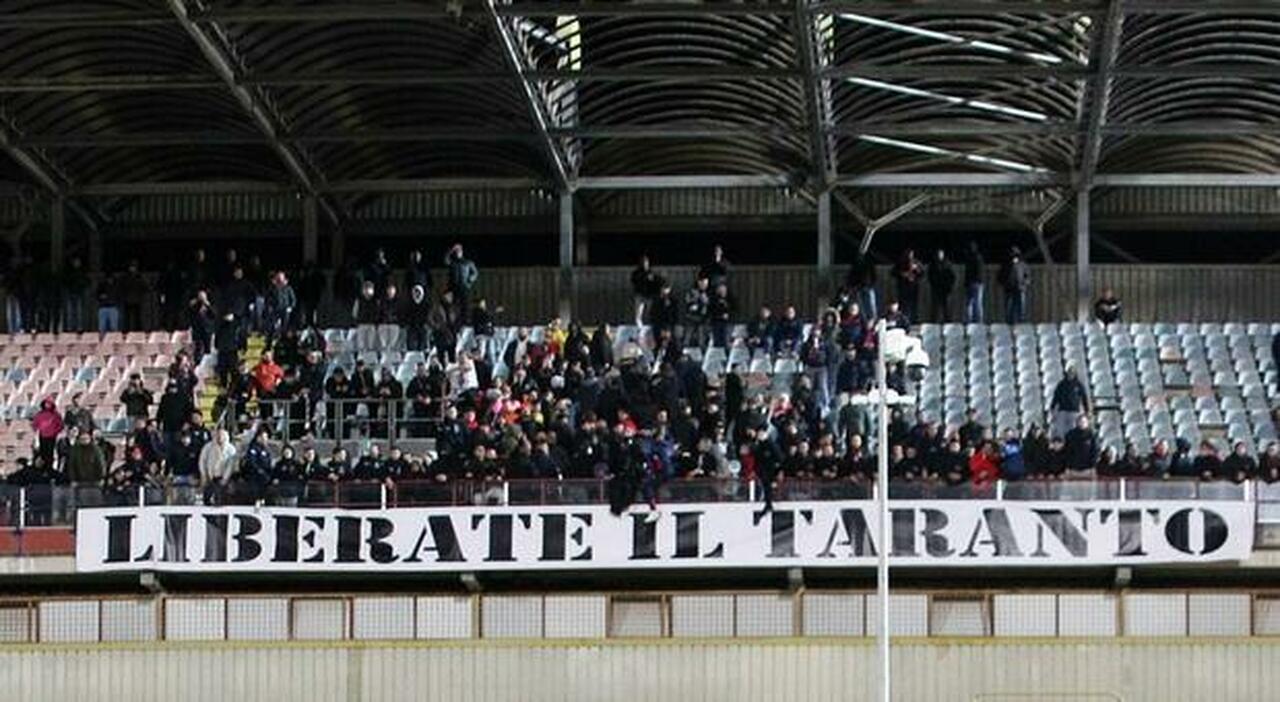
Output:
[
  {"xmin": 364, "ymin": 249, "xmax": 392, "ymax": 296},
  {"xmin": 892, "ymin": 249, "xmax": 924, "ymax": 322},
  {"xmin": 377, "ymin": 284, "xmax": 401, "ymax": 352},
  {"xmin": 650, "ymin": 285, "xmax": 680, "ymax": 340},
  {"xmin": 95, "ymin": 273, "xmax": 121, "ymax": 333},
  {"xmin": 800, "ymin": 331, "xmax": 837, "ymax": 409},
  {"xmin": 296, "ymin": 261, "xmax": 325, "ymax": 328},
  {"xmin": 405, "ymin": 249, "xmax": 432, "ymax": 293},
  {"xmin": 444, "ymin": 243, "xmax": 479, "ymax": 321},
  {"xmin": 61, "ymin": 255, "xmax": 90, "ymax": 333},
  {"xmin": 999, "ymin": 246, "xmax": 1031, "ymax": 324},
  {"xmin": 429, "ymin": 290, "xmax": 461, "ymax": 364},
  {"xmin": 1050, "ymin": 367, "xmax": 1089, "ymax": 439},
  {"xmin": 402, "ymin": 284, "xmax": 432, "ymax": 352},
  {"xmin": 120, "ymin": 374, "xmax": 153, "ymax": 422},
  {"xmin": 156, "ymin": 381, "xmax": 194, "ymax": 450},
  {"xmin": 118, "ymin": 259, "xmax": 150, "ymax": 331},
  {"xmin": 220, "ymin": 266, "xmax": 256, "ymax": 344},
  {"xmin": 34, "ymin": 261, "xmax": 59, "ymax": 332},
  {"xmin": 682, "ymin": 277, "xmax": 710, "ymax": 349},
  {"xmin": 962, "ymin": 241, "xmax": 985, "ymax": 323},
  {"xmin": 264, "ymin": 271, "xmax": 297, "ymax": 341},
  {"xmin": 353, "ymin": 281, "xmax": 379, "ymax": 352},
  {"xmin": 847, "ymin": 251, "xmax": 878, "ymax": 320},
  {"xmin": 3, "ymin": 255, "xmax": 23, "ymax": 333},
  {"xmin": 188, "ymin": 248, "xmax": 210, "ymax": 299},
  {"xmin": 214, "ymin": 312, "xmax": 241, "ymax": 388},
  {"xmin": 1094, "ymin": 288, "xmax": 1122, "ymax": 325},
  {"xmin": 218, "ymin": 248, "xmax": 239, "ymax": 287},
  {"xmin": 64, "ymin": 430, "xmax": 107, "ymax": 494},
  {"xmin": 198, "ymin": 429, "xmax": 238, "ymax": 505},
  {"xmin": 31, "ymin": 397, "xmax": 63, "ymax": 466},
  {"xmin": 927, "ymin": 249, "xmax": 957, "ymax": 323},
  {"xmin": 62, "ymin": 392, "xmax": 94, "ymax": 435},
  {"xmin": 188, "ymin": 289, "xmax": 216, "ymax": 360},
  {"xmin": 1062, "ymin": 414, "xmax": 1099, "ymax": 478},
  {"xmin": 707, "ymin": 283, "xmax": 734, "ymax": 349},
  {"xmin": 630, "ymin": 255, "xmax": 662, "ymax": 326},
  {"xmin": 699, "ymin": 244, "xmax": 730, "ymax": 288},
  {"xmin": 157, "ymin": 260, "xmax": 187, "ymax": 331}
]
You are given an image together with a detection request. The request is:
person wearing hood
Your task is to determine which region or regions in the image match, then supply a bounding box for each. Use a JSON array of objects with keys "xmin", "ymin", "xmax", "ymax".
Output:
[
  {"xmin": 270, "ymin": 444, "xmax": 305, "ymax": 506},
  {"xmin": 31, "ymin": 397, "xmax": 63, "ymax": 466},
  {"xmin": 402, "ymin": 284, "xmax": 432, "ymax": 352}
]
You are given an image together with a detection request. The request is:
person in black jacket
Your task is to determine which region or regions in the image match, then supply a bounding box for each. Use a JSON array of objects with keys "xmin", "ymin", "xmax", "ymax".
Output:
[
  {"xmin": 1094, "ymin": 288, "xmax": 1122, "ymax": 325},
  {"xmin": 751, "ymin": 428, "xmax": 783, "ymax": 514},
  {"xmin": 649, "ymin": 285, "xmax": 680, "ymax": 341},
  {"xmin": 682, "ymin": 276, "xmax": 710, "ymax": 349},
  {"xmin": 402, "ymin": 284, "xmax": 432, "ymax": 352},
  {"xmin": 220, "ymin": 265, "xmax": 256, "ymax": 346},
  {"xmin": 119, "ymin": 374, "xmax": 154, "ymax": 422},
  {"xmin": 295, "ymin": 261, "xmax": 326, "ymax": 328},
  {"xmin": 1062, "ymin": 414, "xmax": 1099, "ymax": 477},
  {"xmin": 846, "ymin": 251, "xmax": 878, "ymax": 320},
  {"xmin": 188, "ymin": 289, "xmax": 216, "ymax": 360},
  {"xmin": 927, "ymin": 249, "xmax": 957, "ymax": 323},
  {"xmin": 962, "ymin": 241, "xmax": 985, "ymax": 323},
  {"xmin": 1221, "ymin": 441, "xmax": 1256, "ymax": 483},
  {"xmin": 156, "ymin": 381, "xmax": 194, "ymax": 451},
  {"xmin": 707, "ymin": 283, "xmax": 734, "ymax": 349},
  {"xmin": 352, "ymin": 280, "xmax": 379, "ymax": 352},
  {"xmin": 405, "ymin": 249, "xmax": 432, "ymax": 293},
  {"xmin": 1192, "ymin": 441, "xmax": 1223, "ymax": 481},
  {"xmin": 1050, "ymin": 367, "xmax": 1090, "ymax": 439},
  {"xmin": 61, "ymin": 256, "xmax": 91, "ymax": 333},
  {"xmin": 630, "ymin": 255, "xmax": 663, "ymax": 326},
  {"xmin": 999, "ymin": 246, "xmax": 1031, "ymax": 324},
  {"xmin": 214, "ymin": 312, "xmax": 241, "ymax": 388}
]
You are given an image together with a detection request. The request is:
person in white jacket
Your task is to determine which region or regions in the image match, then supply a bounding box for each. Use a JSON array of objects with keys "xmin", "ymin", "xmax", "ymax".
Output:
[{"xmin": 198, "ymin": 429, "xmax": 237, "ymax": 505}]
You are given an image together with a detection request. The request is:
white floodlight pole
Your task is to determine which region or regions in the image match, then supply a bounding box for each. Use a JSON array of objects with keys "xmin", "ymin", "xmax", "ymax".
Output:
[{"xmin": 876, "ymin": 318, "xmax": 890, "ymax": 702}]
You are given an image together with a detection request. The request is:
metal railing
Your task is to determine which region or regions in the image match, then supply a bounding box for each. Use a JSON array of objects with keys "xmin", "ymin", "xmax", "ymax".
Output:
[
  {"xmin": 233, "ymin": 397, "xmax": 444, "ymax": 446},
  {"xmin": 0, "ymin": 477, "xmax": 1266, "ymax": 530}
]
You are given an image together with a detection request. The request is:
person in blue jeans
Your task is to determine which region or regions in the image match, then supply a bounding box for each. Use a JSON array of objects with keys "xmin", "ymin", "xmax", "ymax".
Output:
[
  {"xmin": 999, "ymin": 247, "xmax": 1030, "ymax": 324},
  {"xmin": 95, "ymin": 274, "xmax": 121, "ymax": 332},
  {"xmin": 962, "ymin": 241, "xmax": 985, "ymax": 323}
]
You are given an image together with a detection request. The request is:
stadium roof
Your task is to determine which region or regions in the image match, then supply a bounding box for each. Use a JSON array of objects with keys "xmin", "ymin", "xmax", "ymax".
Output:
[{"xmin": 2, "ymin": 0, "xmax": 1280, "ymax": 231}]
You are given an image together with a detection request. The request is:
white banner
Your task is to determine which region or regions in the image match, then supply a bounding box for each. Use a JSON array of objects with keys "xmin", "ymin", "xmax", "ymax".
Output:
[{"xmin": 75, "ymin": 500, "xmax": 1255, "ymax": 573}]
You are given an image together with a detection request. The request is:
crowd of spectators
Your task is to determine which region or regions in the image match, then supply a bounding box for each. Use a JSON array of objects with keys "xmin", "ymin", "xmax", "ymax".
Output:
[{"xmin": 2, "ymin": 242, "xmax": 1279, "ymax": 520}]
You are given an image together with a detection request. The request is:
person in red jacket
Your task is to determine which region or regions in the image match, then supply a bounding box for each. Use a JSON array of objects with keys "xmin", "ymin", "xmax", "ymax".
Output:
[
  {"xmin": 31, "ymin": 397, "xmax": 64, "ymax": 467},
  {"xmin": 969, "ymin": 440, "xmax": 1001, "ymax": 489}
]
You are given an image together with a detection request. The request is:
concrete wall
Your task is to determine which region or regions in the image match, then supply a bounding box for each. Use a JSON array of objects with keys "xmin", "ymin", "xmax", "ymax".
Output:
[{"xmin": 1, "ymin": 638, "xmax": 1276, "ymax": 702}]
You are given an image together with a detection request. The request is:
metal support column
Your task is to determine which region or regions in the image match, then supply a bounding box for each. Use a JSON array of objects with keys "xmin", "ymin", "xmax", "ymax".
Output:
[
  {"xmin": 817, "ymin": 190, "xmax": 833, "ymax": 305},
  {"xmin": 50, "ymin": 197, "xmax": 65, "ymax": 271},
  {"xmin": 329, "ymin": 225, "xmax": 345, "ymax": 269},
  {"xmin": 875, "ymin": 317, "xmax": 891, "ymax": 702},
  {"xmin": 1075, "ymin": 191, "xmax": 1092, "ymax": 323},
  {"xmin": 302, "ymin": 195, "xmax": 318, "ymax": 264},
  {"xmin": 558, "ymin": 191, "xmax": 574, "ymax": 321}
]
